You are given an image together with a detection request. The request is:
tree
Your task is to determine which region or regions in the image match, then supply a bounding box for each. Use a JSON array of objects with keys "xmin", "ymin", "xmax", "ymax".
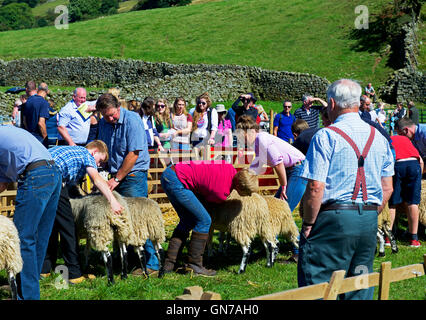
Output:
[
  {"xmin": 100, "ymin": 0, "xmax": 119, "ymax": 15},
  {"xmin": 0, "ymin": 3, "xmax": 35, "ymax": 31},
  {"xmin": 133, "ymin": 0, "xmax": 192, "ymax": 11},
  {"xmin": 68, "ymin": 0, "xmax": 101, "ymax": 22}
]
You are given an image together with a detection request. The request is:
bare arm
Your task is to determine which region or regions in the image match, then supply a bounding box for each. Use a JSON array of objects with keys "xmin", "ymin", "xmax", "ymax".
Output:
[
  {"xmin": 274, "ymin": 162, "xmax": 288, "ymax": 200},
  {"xmin": 378, "ymin": 176, "xmax": 393, "ymax": 214},
  {"xmin": 301, "ymin": 179, "xmax": 325, "ymax": 237},
  {"xmin": 86, "ymin": 167, "xmax": 123, "ymax": 215},
  {"xmin": 57, "ymin": 126, "xmax": 76, "ymax": 146},
  {"xmin": 38, "ymin": 117, "xmax": 48, "ymax": 140},
  {"xmin": 273, "ymin": 126, "xmax": 278, "ymax": 137},
  {"xmin": 107, "ymin": 151, "xmax": 139, "ymax": 191}
]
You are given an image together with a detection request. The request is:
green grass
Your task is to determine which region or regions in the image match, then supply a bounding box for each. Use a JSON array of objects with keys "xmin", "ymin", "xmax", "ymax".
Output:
[
  {"xmin": 0, "ymin": 0, "xmax": 412, "ymax": 88},
  {"xmin": 1, "ymin": 213, "xmax": 425, "ymax": 300}
]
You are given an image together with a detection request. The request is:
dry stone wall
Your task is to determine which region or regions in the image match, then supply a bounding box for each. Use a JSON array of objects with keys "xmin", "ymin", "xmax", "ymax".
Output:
[{"xmin": 0, "ymin": 57, "xmax": 330, "ymax": 117}]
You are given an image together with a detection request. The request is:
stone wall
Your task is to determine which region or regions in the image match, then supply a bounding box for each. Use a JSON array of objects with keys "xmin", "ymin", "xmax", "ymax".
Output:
[{"xmin": 0, "ymin": 57, "xmax": 331, "ymax": 117}]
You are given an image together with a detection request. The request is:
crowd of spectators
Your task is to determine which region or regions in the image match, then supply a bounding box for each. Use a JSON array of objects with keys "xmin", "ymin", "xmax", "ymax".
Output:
[{"xmin": 1, "ymin": 79, "xmax": 425, "ymax": 300}]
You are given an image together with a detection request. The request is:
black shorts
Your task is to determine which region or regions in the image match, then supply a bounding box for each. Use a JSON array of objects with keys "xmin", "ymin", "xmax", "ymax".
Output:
[{"xmin": 389, "ymin": 160, "xmax": 421, "ymax": 206}]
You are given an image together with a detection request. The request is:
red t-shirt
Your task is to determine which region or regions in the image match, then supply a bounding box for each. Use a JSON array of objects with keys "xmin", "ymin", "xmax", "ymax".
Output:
[
  {"xmin": 391, "ymin": 135, "xmax": 420, "ymax": 160},
  {"xmin": 174, "ymin": 160, "xmax": 237, "ymax": 203}
]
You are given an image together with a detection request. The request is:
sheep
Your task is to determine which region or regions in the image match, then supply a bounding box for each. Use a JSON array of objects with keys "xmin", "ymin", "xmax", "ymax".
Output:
[
  {"xmin": 0, "ymin": 215, "xmax": 22, "ymax": 300},
  {"xmin": 205, "ymin": 190, "xmax": 277, "ymax": 274},
  {"xmin": 122, "ymin": 196, "xmax": 166, "ymax": 278},
  {"xmin": 377, "ymin": 204, "xmax": 398, "ymax": 257},
  {"xmin": 263, "ymin": 196, "xmax": 300, "ymax": 261},
  {"xmin": 209, "ymin": 196, "xmax": 300, "ymax": 264},
  {"xmin": 69, "ymin": 191, "xmax": 132, "ymax": 284},
  {"xmin": 419, "ymin": 179, "xmax": 426, "ymax": 228},
  {"xmin": 69, "ymin": 192, "xmax": 166, "ymax": 283}
]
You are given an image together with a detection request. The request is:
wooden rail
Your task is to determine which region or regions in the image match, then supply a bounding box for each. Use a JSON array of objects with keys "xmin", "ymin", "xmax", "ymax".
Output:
[
  {"xmin": 1, "ymin": 148, "xmax": 280, "ymax": 215},
  {"xmin": 249, "ymin": 254, "xmax": 426, "ymax": 300}
]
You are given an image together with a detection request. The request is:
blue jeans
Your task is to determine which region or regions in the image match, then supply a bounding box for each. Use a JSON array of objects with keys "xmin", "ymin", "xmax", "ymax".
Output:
[
  {"xmin": 14, "ymin": 163, "xmax": 62, "ymax": 300},
  {"xmin": 275, "ymin": 162, "xmax": 306, "ymax": 255},
  {"xmin": 161, "ymin": 167, "xmax": 211, "ymax": 234},
  {"xmin": 115, "ymin": 170, "xmax": 159, "ymax": 270},
  {"xmin": 171, "ymin": 142, "xmax": 191, "ymax": 151}
]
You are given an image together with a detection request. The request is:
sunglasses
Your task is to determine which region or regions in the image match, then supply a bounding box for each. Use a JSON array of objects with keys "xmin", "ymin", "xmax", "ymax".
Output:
[
  {"xmin": 156, "ymin": 104, "xmax": 166, "ymax": 109},
  {"xmin": 284, "ymin": 105, "xmax": 292, "ymax": 108},
  {"xmin": 198, "ymin": 101, "xmax": 207, "ymax": 106}
]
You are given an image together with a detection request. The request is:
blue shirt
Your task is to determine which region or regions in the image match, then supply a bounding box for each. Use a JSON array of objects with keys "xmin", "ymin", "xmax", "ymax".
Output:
[
  {"xmin": 22, "ymin": 94, "xmax": 50, "ymax": 142},
  {"xmin": 49, "ymin": 146, "xmax": 97, "ymax": 184},
  {"xmin": 273, "ymin": 112, "xmax": 295, "ymax": 142},
  {"xmin": 413, "ymin": 124, "xmax": 426, "ymax": 159},
  {"xmin": 300, "ymin": 112, "xmax": 394, "ymax": 205},
  {"xmin": 58, "ymin": 100, "xmax": 96, "ymax": 145},
  {"xmin": 0, "ymin": 125, "xmax": 52, "ymax": 183},
  {"xmin": 98, "ymin": 108, "xmax": 150, "ymax": 173}
]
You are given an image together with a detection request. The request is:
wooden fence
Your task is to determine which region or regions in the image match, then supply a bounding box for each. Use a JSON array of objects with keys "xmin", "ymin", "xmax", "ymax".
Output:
[
  {"xmin": 249, "ymin": 254, "xmax": 426, "ymax": 300},
  {"xmin": 0, "ymin": 148, "xmax": 279, "ymax": 215}
]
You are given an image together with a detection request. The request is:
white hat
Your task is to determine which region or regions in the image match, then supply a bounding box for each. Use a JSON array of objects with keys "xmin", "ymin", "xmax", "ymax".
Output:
[{"xmin": 215, "ymin": 104, "xmax": 227, "ymax": 113}]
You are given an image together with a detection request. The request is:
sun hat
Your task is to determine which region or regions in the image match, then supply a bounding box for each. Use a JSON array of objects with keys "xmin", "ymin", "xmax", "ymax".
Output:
[{"xmin": 215, "ymin": 104, "xmax": 227, "ymax": 113}]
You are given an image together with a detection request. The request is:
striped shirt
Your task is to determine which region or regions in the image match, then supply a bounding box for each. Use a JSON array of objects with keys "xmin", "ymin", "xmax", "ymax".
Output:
[
  {"xmin": 49, "ymin": 146, "xmax": 97, "ymax": 184},
  {"xmin": 293, "ymin": 105, "xmax": 323, "ymax": 129},
  {"xmin": 300, "ymin": 112, "xmax": 394, "ymax": 205}
]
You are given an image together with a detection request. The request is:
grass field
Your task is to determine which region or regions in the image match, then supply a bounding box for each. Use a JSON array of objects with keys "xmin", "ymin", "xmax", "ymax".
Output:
[
  {"xmin": 1, "ymin": 0, "xmax": 420, "ymax": 88},
  {"xmin": 1, "ymin": 212, "xmax": 424, "ymax": 301}
]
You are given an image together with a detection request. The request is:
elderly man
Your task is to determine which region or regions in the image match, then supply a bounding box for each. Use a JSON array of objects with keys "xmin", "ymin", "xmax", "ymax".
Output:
[
  {"xmin": 0, "ymin": 125, "xmax": 62, "ymax": 300},
  {"xmin": 21, "ymin": 81, "xmax": 50, "ymax": 146},
  {"xmin": 294, "ymin": 94, "xmax": 327, "ymax": 129},
  {"xmin": 96, "ymin": 93, "xmax": 159, "ymax": 275},
  {"xmin": 57, "ymin": 87, "xmax": 96, "ymax": 146},
  {"xmin": 298, "ymin": 79, "xmax": 394, "ymax": 300}
]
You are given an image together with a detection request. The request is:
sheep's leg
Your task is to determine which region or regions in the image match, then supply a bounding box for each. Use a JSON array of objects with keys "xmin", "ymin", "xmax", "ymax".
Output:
[
  {"xmin": 101, "ymin": 251, "xmax": 114, "ymax": 285},
  {"xmin": 119, "ymin": 242, "xmax": 128, "ymax": 280},
  {"xmin": 225, "ymin": 232, "xmax": 231, "ymax": 255},
  {"xmin": 155, "ymin": 243, "xmax": 165, "ymax": 279},
  {"xmin": 135, "ymin": 246, "xmax": 148, "ymax": 277},
  {"xmin": 218, "ymin": 232, "xmax": 225, "ymax": 254},
  {"xmin": 383, "ymin": 227, "xmax": 398, "ymax": 254},
  {"xmin": 83, "ymin": 242, "xmax": 91, "ymax": 273},
  {"xmin": 8, "ymin": 272, "xmax": 18, "ymax": 300},
  {"xmin": 238, "ymin": 245, "xmax": 251, "ymax": 274},
  {"xmin": 264, "ymin": 240, "xmax": 276, "ymax": 268},
  {"xmin": 377, "ymin": 229, "xmax": 385, "ymax": 257}
]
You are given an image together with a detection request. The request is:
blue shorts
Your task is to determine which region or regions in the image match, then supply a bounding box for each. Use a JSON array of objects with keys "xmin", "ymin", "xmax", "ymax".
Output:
[{"xmin": 389, "ymin": 160, "xmax": 421, "ymax": 206}]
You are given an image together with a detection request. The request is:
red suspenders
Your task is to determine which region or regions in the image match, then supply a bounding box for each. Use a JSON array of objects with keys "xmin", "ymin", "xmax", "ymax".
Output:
[{"xmin": 327, "ymin": 125, "xmax": 376, "ymax": 202}]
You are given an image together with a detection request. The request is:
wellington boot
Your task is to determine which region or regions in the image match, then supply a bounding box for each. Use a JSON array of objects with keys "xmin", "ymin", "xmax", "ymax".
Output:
[
  {"xmin": 163, "ymin": 229, "xmax": 188, "ymax": 273},
  {"xmin": 186, "ymin": 231, "xmax": 216, "ymax": 277}
]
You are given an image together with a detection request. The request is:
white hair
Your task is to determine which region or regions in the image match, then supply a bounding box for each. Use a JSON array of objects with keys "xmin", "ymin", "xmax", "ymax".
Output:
[{"xmin": 326, "ymin": 79, "xmax": 361, "ymax": 109}]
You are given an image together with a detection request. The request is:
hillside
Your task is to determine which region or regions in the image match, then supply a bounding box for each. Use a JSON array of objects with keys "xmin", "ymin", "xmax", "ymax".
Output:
[{"xmin": 0, "ymin": 0, "xmax": 424, "ymax": 87}]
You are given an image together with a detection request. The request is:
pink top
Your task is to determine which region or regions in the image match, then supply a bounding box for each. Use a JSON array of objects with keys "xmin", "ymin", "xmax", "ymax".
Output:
[
  {"xmin": 216, "ymin": 119, "xmax": 232, "ymax": 147},
  {"xmin": 250, "ymin": 131, "xmax": 305, "ymax": 175},
  {"xmin": 174, "ymin": 160, "xmax": 237, "ymax": 203}
]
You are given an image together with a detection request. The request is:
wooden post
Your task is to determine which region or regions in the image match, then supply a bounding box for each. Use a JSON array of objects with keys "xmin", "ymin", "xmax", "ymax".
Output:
[
  {"xmin": 323, "ymin": 270, "xmax": 345, "ymax": 300},
  {"xmin": 379, "ymin": 261, "xmax": 392, "ymax": 300},
  {"xmin": 269, "ymin": 110, "xmax": 274, "ymax": 135}
]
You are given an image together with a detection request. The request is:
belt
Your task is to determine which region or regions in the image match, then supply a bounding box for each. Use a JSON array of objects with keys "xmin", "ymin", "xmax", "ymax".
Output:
[
  {"xmin": 25, "ymin": 160, "xmax": 55, "ymax": 173},
  {"xmin": 320, "ymin": 202, "xmax": 378, "ymax": 212}
]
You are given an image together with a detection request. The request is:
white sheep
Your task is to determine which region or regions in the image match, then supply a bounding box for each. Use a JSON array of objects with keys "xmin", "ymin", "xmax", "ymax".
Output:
[
  {"xmin": 419, "ymin": 179, "xmax": 426, "ymax": 228},
  {"xmin": 69, "ymin": 192, "xmax": 166, "ymax": 283},
  {"xmin": 0, "ymin": 215, "xmax": 22, "ymax": 300},
  {"xmin": 205, "ymin": 191, "xmax": 277, "ymax": 274},
  {"xmin": 263, "ymin": 196, "xmax": 300, "ymax": 261},
  {"xmin": 209, "ymin": 196, "xmax": 300, "ymax": 265}
]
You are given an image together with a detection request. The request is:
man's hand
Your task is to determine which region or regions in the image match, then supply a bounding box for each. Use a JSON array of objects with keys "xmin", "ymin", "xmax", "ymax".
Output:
[
  {"xmin": 110, "ymin": 199, "xmax": 124, "ymax": 215},
  {"xmin": 107, "ymin": 178, "xmax": 120, "ymax": 191},
  {"xmin": 280, "ymin": 185, "xmax": 288, "ymax": 200}
]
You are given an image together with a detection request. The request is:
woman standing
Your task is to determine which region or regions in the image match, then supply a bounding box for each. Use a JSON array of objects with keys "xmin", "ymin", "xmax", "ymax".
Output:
[
  {"xmin": 139, "ymin": 97, "xmax": 164, "ymax": 152},
  {"xmin": 170, "ymin": 97, "xmax": 193, "ymax": 151},
  {"xmin": 161, "ymin": 160, "xmax": 259, "ymax": 276},
  {"xmin": 154, "ymin": 98, "xmax": 172, "ymax": 150},
  {"xmin": 189, "ymin": 92, "xmax": 218, "ymax": 148}
]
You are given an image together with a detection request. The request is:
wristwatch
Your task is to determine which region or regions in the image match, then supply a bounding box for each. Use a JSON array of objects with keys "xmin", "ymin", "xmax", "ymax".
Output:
[{"xmin": 113, "ymin": 177, "xmax": 121, "ymax": 183}]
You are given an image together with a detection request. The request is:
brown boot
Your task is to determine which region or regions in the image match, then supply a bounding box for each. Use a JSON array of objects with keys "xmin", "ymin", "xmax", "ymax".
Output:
[
  {"xmin": 163, "ymin": 229, "xmax": 188, "ymax": 273},
  {"xmin": 186, "ymin": 231, "xmax": 216, "ymax": 277}
]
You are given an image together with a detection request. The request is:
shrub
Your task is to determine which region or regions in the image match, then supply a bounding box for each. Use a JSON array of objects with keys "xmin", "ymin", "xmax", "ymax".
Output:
[
  {"xmin": 133, "ymin": 0, "xmax": 192, "ymax": 11},
  {"xmin": 0, "ymin": 3, "xmax": 35, "ymax": 31}
]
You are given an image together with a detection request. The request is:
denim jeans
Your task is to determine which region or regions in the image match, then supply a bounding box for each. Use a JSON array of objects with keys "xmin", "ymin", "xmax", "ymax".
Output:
[
  {"xmin": 13, "ymin": 163, "xmax": 62, "ymax": 300},
  {"xmin": 275, "ymin": 162, "xmax": 306, "ymax": 255},
  {"xmin": 171, "ymin": 142, "xmax": 191, "ymax": 151},
  {"xmin": 161, "ymin": 167, "xmax": 211, "ymax": 234},
  {"xmin": 115, "ymin": 170, "xmax": 159, "ymax": 270}
]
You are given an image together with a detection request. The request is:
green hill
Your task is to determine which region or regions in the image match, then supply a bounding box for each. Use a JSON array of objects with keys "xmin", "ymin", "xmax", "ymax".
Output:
[{"xmin": 0, "ymin": 0, "xmax": 424, "ymax": 87}]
